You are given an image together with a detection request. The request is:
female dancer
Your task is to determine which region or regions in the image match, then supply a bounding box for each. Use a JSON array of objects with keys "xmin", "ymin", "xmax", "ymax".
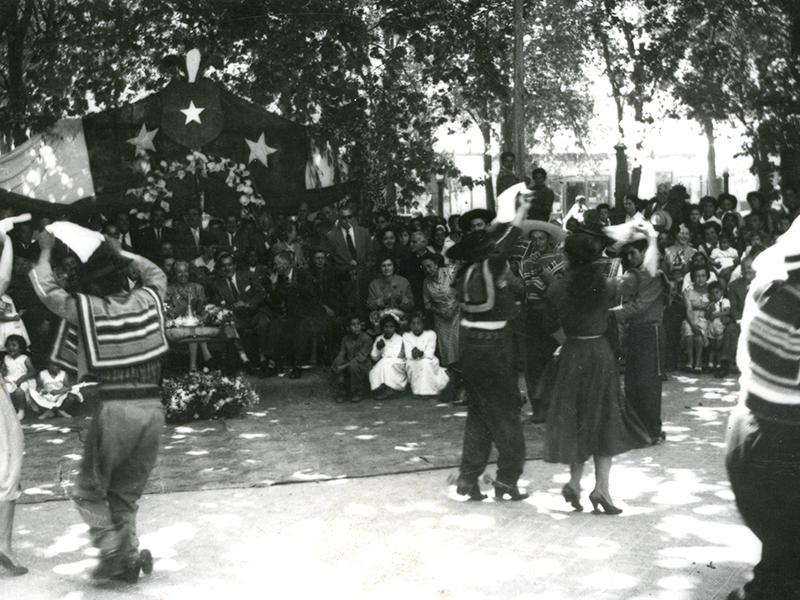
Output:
[
  {"xmin": 542, "ymin": 233, "xmax": 650, "ymax": 514},
  {"xmin": 0, "ymin": 229, "xmax": 26, "ymax": 574}
]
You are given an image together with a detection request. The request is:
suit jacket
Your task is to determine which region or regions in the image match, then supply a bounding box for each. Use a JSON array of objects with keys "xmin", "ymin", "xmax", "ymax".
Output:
[
  {"xmin": 216, "ymin": 230, "xmax": 254, "ymax": 258},
  {"xmin": 174, "ymin": 226, "xmax": 215, "ymax": 261},
  {"xmin": 211, "ymin": 271, "xmax": 268, "ymax": 318},
  {"xmin": 268, "ymin": 268, "xmax": 319, "ymax": 319},
  {"xmin": 325, "ymin": 224, "xmax": 373, "ymax": 273},
  {"xmin": 133, "ymin": 226, "xmax": 176, "ymax": 259},
  {"xmin": 308, "ymin": 264, "xmax": 342, "ymax": 314}
]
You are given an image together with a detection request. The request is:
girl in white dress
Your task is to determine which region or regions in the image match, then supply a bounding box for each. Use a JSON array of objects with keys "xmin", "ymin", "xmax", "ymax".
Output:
[
  {"xmin": 28, "ymin": 361, "xmax": 81, "ymax": 419},
  {"xmin": 369, "ymin": 314, "xmax": 407, "ymax": 394},
  {"xmin": 0, "ymin": 228, "xmax": 27, "ymax": 575},
  {"xmin": 2, "ymin": 335, "xmax": 35, "ymax": 421},
  {"xmin": 402, "ymin": 312, "xmax": 450, "ymax": 397}
]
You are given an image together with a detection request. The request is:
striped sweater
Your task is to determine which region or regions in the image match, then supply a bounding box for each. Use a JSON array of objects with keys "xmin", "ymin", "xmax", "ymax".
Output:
[
  {"xmin": 738, "ymin": 279, "xmax": 800, "ymax": 422},
  {"xmin": 29, "ymin": 253, "xmax": 168, "ymax": 381}
]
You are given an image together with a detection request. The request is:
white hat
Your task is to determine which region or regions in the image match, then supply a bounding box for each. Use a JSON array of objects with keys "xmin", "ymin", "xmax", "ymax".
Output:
[{"xmin": 46, "ymin": 222, "xmax": 105, "ymax": 263}]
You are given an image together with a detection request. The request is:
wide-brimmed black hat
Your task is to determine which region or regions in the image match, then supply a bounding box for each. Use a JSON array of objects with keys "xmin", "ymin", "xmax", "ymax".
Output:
[
  {"xmin": 446, "ymin": 230, "xmax": 496, "ymax": 262},
  {"xmin": 458, "ymin": 209, "xmax": 495, "ymax": 232}
]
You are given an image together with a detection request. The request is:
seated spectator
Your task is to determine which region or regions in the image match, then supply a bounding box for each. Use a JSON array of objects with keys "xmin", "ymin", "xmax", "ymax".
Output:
[
  {"xmin": 367, "ymin": 257, "xmax": 414, "ymax": 330},
  {"xmin": 705, "ymin": 281, "xmax": 730, "ymax": 372},
  {"xmin": 166, "ymin": 261, "xmax": 213, "ymax": 372},
  {"xmin": 402, "ymin": 312, "xmax": 449, "ymax": 397},
  {"xmin": 175, "ymin": 206, "xmax": 214, "ymax": 260},
  {"xmin": 265, "ymin": 250, "xmax": 317, "ymax": 378},
  {"xmin": 190, "ymin": 241, "xmax": 218, "ymax": 286},
  {"xmin": 331, "ymin": 316, "xmax": 372, "ymax": 403},
  {"xmin": 272, "ymin": 220, "xmax": 307, "ymax": 270},
  {"xmin": 2, "ymin": 334, "xmax": 35, "ymax": 420},
  {"xmin": 211, "ymin": 251, "xmax": 269, "ymax": 374},
  {"xmin": 242, "ymin": 248, "xmax": 269, "ymax": 288},
  {"xmin": 686, "ymin": 204, "xmax": 703, "ymax": 245},
  {"xmin": 717, "ymin": 254, "xmax": 756, "ymax": 377},
  {"xmin": 27, "ymin": 361, "xmax": 81, "ymax": 419},
  {"xmin": 681, "ymin": 265, "xmax": 712, "ymax": 373},
  {"xmin": 369, "ymin": 314, "xmax": 407, "ymax": 396},
  {"xmin": 216, "ymin": 215, "xmax": 251, "ymax": 260},
  {"xmin": 721, "ymin": 212, "xmax": 740, "ymax": 244},
  {"xmin": 133, "ymin": 207, "xmax": 175, "ymax": 261}
]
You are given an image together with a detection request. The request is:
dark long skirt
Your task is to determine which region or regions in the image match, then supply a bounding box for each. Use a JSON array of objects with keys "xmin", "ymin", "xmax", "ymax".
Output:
[{"xmin": 543, "ymin": 336, "xmax": 650, "ymax": 464}]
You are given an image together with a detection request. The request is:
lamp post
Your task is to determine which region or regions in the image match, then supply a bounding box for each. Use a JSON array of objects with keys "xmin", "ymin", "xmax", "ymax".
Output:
[
  {"xmin": 436, "ymin": 173, "xmax": 445, "ymax": 216},
  {"xmin": 723, "ymin": 168, "xmax": 730, "ymax": 194}
]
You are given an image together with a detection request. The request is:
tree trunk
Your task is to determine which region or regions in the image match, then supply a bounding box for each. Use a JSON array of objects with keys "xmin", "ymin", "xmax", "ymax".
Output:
[
  {"xmin": 613, "ymin": 144, "xmax": 629, "ymax": 210},
  {"xmin": 703, "ymin": 118, "xmax": 719, "ymax": 196},
  {"xmin": 753, "ymin": 124, "xmax": 774, "ymax": 192},
  {"xmin": 5, "ymin": 0, "xmax": 33, "ymax": 145},
  {"xmin": 630, "ymin": 165, "xmax": 642, "ymax": 197},
  {"xmin": 479, "ymin": 121, "xmax": 495, "ymax": 212},
  {"xmin": 512, "ymin": 0, "xmax": 526, "ymax": 181}
]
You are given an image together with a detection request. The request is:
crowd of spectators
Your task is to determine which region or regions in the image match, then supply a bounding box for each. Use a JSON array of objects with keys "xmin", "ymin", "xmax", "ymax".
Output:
[{"xmin": 1, "ymin": 176, "xmax": 798, "ymax": 413}]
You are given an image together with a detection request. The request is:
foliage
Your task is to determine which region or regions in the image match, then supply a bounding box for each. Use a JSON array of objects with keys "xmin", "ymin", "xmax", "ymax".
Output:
[{"xmin": 161, "ymin": 369, "xmax": 259, "ymax": 423}]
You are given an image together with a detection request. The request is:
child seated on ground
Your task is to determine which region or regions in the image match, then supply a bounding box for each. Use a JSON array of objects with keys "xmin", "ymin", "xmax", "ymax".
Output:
[
  {"xmin": 705, "ymin": 281, "xmax": 730, "ymax": 371},
  {"xmin": 27, "ymin": 361, "xmax": 82, "ymax": 419},
  {"xmin": 369, "ymin": 314, "xmax": 407, "ymax": 397},
  {"xmin": 1, "ymin": 334, "xmax": 36, "ymax": 420},
  {"xmin": 331, "ymin": 316, "xmax": 373, "ymax": 403},
  {"xmin": 402, "ymin": 312, "xmax": 449, "ymax": 398}
]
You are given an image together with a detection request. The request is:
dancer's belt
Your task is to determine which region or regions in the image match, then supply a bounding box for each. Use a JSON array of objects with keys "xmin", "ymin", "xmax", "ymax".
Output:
[
  {"xmin": 460, "ymin": 319, "xmax": 506, "ymax": 330},
  {"xmin": 92, "ymin": 383, "xmax": 161, "ymax": 400}
]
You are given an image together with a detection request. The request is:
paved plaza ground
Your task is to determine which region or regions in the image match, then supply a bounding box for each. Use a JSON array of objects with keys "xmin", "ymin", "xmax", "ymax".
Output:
[{"xmin": 3, "ymin": 372, "xmax": 760, "ymax": 599}]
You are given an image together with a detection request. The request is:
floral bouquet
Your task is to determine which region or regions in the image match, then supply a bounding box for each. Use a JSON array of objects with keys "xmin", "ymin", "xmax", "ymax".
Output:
[
  {"xmin": 161, "ymin": 369, "xmax": 259, "ymax": 423},
  {"xmin": 202, "ymin": 303, "xmax": 235, "ymax": 326}
]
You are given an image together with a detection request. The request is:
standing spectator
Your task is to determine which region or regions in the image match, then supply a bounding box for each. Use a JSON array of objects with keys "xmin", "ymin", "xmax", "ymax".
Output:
[
  {"xmin": 527, "ymin": 167, "xmax": 555, "ymax": 222},
  {"xmin": 9, "ymin": 222, "xmax": 38, "ymax": 262},
  {"xmin": 746, "ymin": 191, "xmax": 775, "ymax": 237},
  {"xmin": 596, "ymin": 203, "xmax": 612, "ymax": 227},
  {"xmin": 251, "ymin": 212, "xmax": 278, "ymax": 261},
  {"xmin": 496, "ymin": 151, "xmax": 519, "ymax": 197},
  {"xmin": 113, "ymin": 211, "xmax": 135, "ymax": 250},
  {"xmin": 175, "ymin": 207, "xmax": 213, "ymax": 261},
  {"xmin": 272, "ymin": 220, "xmax": 307, "ymax": 270},
  {"xmin": 216, "ymin": 215, "xmax": 251, "ymax": 260},
  {"xmin": 699, "ymin": 196, "xmax": 722, "ymax": 227},
  {"xmin": 705, "ymin": 281, "xmax": 730, "ymax": 372},
  {"xmin": 308, "ymin": 248, "xmax": 342, "ymax": 364},
  {"xmin": 421, "ymin": 253, "xmax": 459, "ymax": 367},
  {"xmin": 563, "ymin": 195, "xmax": 588, "ymax": 230},
  {"xmin": 406, "ymin": 230, "xmax": 430, "ymax": 307},
  {"xmin": 682, "ymin": 265, "xmax": 712, "ymax": 373},
  {"xmin": 663, "ymin": 224, "xmax": 696, "ymax": 278},
  {"xmin": 698, "ymin": 221, "xmax": 721, "ymax": 261},
  {"xmin": 133, "ymin": 207, "xmax": 175, "ymax": 261},
  {"xmin": 325, "ymin": 204, "xmax": 373, "ymax": 315},
  {"xmin": 621, "ymin": 195, "xmax": 643, "ymax": 223}
]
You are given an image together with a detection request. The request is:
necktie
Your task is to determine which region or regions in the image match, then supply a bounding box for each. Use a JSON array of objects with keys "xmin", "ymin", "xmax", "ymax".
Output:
[
  {"xmin": 192, "ymin": 229, "xmax": 199, "ymax": 249},
  {"xmin": 345, "ymin": 228, "xmax": 357, "ymax": 260},
  {"xmin": 228, "ymin": 233, "xmax": 234, "ymax": 247},
  {"xmin": 155, "ymin": 229, "xmax": 161, "ymax": 243},
  {"xmin": 228, "ymin": 277, "xmax": 239, "ymax": 299}
]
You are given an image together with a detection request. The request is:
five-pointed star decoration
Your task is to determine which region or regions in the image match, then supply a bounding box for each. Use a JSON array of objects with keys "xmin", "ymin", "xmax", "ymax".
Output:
[
  {"xmin": 126, "ymin": 124, "xmax": 159, "ymax": 156},
  {"xmin": 245, "ymin": 132, "xmax": 278, "ymax": 167},
  {"xmin": 180, "ymin": 101, "xmax": 205, "ymax": 125}
]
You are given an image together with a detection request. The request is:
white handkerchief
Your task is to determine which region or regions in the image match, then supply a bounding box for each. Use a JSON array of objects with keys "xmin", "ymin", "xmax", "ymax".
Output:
[
  {"xmin": 495, "ymin": 182, "xmax": 530, "ymax": 223},
  {"xmin": 0, "ymin": 213, "xmax": 32, "ymax": 233},
  {"xmin": 46, "ymin": 221, "xmax": 105, "ymax": 263}
]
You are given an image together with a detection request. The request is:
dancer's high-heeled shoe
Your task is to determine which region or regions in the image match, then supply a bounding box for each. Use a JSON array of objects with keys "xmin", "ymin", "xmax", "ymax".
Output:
[
  {"xmin": 588, "ymin": 491, "xmax": 622, "ymax": 515},
  {"xmin": 0, "ymin": 551, "xmax": 28, "ymax": 576},
  {"xmin": 561, "ymin": 484, "xmax": 583, "ymax": 511}
]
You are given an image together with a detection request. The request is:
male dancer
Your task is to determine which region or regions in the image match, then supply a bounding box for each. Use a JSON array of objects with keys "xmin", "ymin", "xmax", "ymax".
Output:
[
  {"xmin": 612, "ymin": 228, "xmax": 669, "ymax": 443},
  {"xmin": 30, "ymin": 228, "xmax": 168, "ymax": 582},
  {"xmin": 447, "ymin": 195, "xmax": 531, "ymax": 501}
]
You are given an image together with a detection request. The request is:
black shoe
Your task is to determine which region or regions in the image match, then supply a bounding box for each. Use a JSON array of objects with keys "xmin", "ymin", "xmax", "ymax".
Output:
[
  {"xmin": 288, "ymin": 367, "xmax": 302, "ymax": 379},
  {"xmin": 456, "ymin": 482, "xmax": 487, "ymax": 501},
  {"xmin": 139, "ymin": 549, "xmax": 153, "ymax": 575},
  {"xmin": 493, "ymin": 481, "xmax": 529, "ymax": 501}
]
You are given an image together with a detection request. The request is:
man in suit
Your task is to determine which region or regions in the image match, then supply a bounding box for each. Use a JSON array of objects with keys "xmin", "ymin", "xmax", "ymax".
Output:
[
  {"xmin": 211, "ymin": 252, "xmax": 271, "ymax": 373},
  {"xmin": 265, "ymin": 250, "xmax": 319, "ymax": 378},
  {"xmin": 325, "ymin": 204, "xmax": 373, "ymax": 314},
  {"xmin": 250, "ymin": 212, "xmax": 278, "ymax": 262},
  {"xmin": 133, "ymin": 207, "xmax": 175, "ymax": 261},
  {"xmin": 174, "ymin": 207, "xmax": 213, "ymax": 261},
  {"xmin": 114, "ymin": 211, "xmax": 135, "ymax": 251},
  {"xmin": 216, "ymin": 215, "xmax": 253, "ymax": 260},
  {"xmin": 10, "ymin": 221, "xmax": 39, "ymax": 261},
  {"xmin": 307, "ymin": 247, "xmax": 342, "ymax": 364}
]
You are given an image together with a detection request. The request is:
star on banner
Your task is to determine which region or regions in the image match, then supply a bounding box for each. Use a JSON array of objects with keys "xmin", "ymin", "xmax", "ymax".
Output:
[
  {"xmin": 180, "ymin": 101, "xmax": 205, "ymax": 125},
  {"xmin": 245, "ymin": 133, "xmax": 278, "ymax": 167},
  {"xmin": 126, "ymin": 124, "xmax": 159, "ymax": 156}
]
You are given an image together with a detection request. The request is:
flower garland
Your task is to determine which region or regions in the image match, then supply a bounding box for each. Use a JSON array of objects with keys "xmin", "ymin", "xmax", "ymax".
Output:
[
  {"xmin": 126, "ymin": 151, "xmax": 266, "ymax": 212},
  {"xmin": 161, "ymin": 369, "xmax": 259, "ymax": 423}
]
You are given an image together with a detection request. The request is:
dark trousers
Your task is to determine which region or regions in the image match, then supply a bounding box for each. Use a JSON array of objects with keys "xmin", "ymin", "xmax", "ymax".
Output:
[
  {"xmin": 458, "ymin": 327, "xmax": 526, "ymax": 487},
  {"xmin": 524, "ymin": 307, "xmax": 557, "ymax": 414},
  {"xmin": 726, "ymin": 404, "xmax": 800, "ymax": 598},
  {"xmin": 625, "ymin": 323, "xmax": 663, "ymax": 439},
  {"xmin": 72, "ymin": 398, "xmax": 164, "ymax": 565},
  {"xmin": 721, "ymin": 322, "xmax": 741, "ymax": 366},
  {"xmin": 268, "ymin": 316, "xmax": 313, "ymax": 366}
]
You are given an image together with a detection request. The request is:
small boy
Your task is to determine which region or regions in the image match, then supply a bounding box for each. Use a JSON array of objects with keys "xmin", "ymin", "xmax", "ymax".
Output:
[
  {"xmin": 331, "ymin": 316, "xmax": 373, "ymax": 403},
  {"xmin": 710, "ymin": 234, "xmax": 740, "ymax": 277},
  {"xmin": 705, "ymin": 281, "xmax": 730, "ymax": 370}
]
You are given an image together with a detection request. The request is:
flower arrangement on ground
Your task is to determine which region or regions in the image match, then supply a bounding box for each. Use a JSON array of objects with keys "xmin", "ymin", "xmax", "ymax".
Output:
[{"xmin": 161, "ymin": 369, "xmax": 259, "ymax": 423}]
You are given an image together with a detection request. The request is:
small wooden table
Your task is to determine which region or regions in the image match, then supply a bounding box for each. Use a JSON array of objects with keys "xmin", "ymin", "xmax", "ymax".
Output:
[{"xmin": 166, "ymin": 325, "xmax": 239, "ymax": 344}]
